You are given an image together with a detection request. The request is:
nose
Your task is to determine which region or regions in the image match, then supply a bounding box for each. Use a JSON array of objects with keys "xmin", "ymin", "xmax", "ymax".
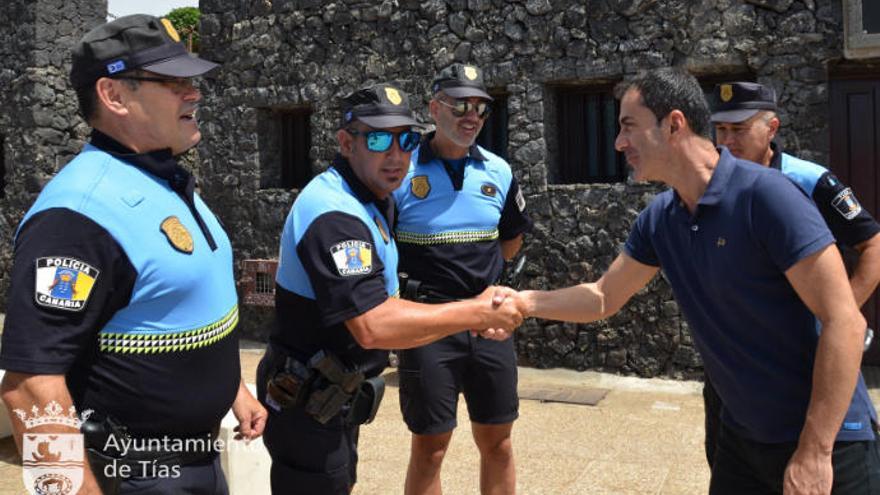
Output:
[
  {"xmin": 717, "ymin": 131, "xmax": 734, "ymax": 147},
  {"xmin": 614, "ymin": 132, "xmax": 627, "ymax": 152},
  {"xmin": 183, "ymin": 86, "xmax": 202, "ymax": 102}
]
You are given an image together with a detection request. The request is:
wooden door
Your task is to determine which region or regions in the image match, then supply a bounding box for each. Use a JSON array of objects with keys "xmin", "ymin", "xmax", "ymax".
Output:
[{"xmin": 830, "ymin": 78, "xmax": 880, "ymax": 364}]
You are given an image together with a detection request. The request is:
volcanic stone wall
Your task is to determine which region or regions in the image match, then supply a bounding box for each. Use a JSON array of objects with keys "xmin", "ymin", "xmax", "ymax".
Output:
[
  {"xmin": 0, "ymin": 0, "xmax": 106, "ymax": 311},
  {"xmin": 195, "ymin": 0, "xmax": 855, "ymax": 378}
]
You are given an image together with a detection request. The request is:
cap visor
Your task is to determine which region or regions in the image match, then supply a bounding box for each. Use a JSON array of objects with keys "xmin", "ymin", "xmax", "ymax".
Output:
[
  {"xmin": 357, "ymin": 114, "xmax": 425, "ymax": 129},
  {"xmin": 710, "ymin": 109, "xmax": 760, "ymax": 123},
  {"xmin": 439, "ymin": 87, "xmax": 493, "ymax": 101},
  {"xmin": 142, "ymin": 53, "xmax": 219, "ymax": 78}
]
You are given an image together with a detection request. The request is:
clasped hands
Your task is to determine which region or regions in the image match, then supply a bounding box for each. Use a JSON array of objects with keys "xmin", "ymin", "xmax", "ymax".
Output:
[{"xmin": 470, "ymin": 286, "xmax": 528, "ymax": 340}]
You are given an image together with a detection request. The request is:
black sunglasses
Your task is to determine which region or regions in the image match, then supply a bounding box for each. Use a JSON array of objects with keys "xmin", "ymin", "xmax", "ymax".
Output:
[
  {"xmin": 346, "ymin": 128, "xmax": 421, "ymax": 153},
  {"xmin": 437, "ymin": 98, "xmax": 491, "ymax": 119},
  {"xmin": 113, "ymin": 76, "xmax": 197, "ymax": 94}
]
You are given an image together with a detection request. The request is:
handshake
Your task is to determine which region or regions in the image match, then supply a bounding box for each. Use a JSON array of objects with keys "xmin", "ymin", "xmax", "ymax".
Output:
[{"xmin": 470, "ymin": 286, "xmax": 531, "ymax": 341}]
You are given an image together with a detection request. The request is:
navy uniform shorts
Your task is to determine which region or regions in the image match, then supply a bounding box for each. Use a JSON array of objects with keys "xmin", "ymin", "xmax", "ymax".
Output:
[
  {"xmin": 257, "ymin": 358, "xmax": 359, "ymax": 495},
  {"xmin": 397, "ymin": 331, "xmax": 519, "ymax": 435}
]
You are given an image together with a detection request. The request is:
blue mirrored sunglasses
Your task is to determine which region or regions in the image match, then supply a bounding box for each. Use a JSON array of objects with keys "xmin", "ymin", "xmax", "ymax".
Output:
[{"xmin": 347, "ymin": 129, "xmax": 422, "ymax": 153}]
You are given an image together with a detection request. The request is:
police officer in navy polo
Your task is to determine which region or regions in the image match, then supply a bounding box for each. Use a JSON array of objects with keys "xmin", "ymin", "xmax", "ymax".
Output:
[
  {"xmin": 702, "ymin": 81, "xmax": 880, "ymax": 469},
  {"xmin": 259, "ymin": 82, "xmax": 524, "ymax": 495},
  {"xmin": 0, "ymin": 14, "xmax": 266, "ymax": 494},
  {"xmin": 393, "ymin": 63, "xmax": 531, "ymax": 495}
]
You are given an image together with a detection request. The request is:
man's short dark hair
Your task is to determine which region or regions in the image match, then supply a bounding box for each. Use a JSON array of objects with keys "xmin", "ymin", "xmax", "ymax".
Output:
[{"xmin": 614, "ymin": 67, "xmax": 712, "ymax": 138}]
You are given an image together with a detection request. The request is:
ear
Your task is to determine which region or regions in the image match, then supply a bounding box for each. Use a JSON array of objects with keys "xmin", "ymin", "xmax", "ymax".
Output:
[
  {"xmin": 667, "ymin": 110, "xmax": 687, "ymax": 137},
  {"xmin": 767, "ymin": 116, "xmax": 780, "ymax": 140},
  {"xmin": 337, "ymin": 128, "xmax": 354, "ymax": 158},
  {"xmin": 428, "ymin": 98, "xmax": 441, "ymax": 120},
  {"xmin": 94, "ymin": 77, "xmax": 129, "ymax": 118}
]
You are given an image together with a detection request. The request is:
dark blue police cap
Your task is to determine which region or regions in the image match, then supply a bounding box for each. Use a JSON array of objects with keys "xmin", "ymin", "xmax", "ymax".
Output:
[
  {"xmin": 341, "ymin": 82, "xmax": 424, "ymax": 129},
  {"xmin": 710, "ymin": 82, "xmax": 778, "ymax": 123},
  {"xmin": 70, "ymin": 14, "xmax": 219, "ymax": 88},
  {"xmin": 431, "ymin": 63, "xmax": 493, "ymax": 101}
]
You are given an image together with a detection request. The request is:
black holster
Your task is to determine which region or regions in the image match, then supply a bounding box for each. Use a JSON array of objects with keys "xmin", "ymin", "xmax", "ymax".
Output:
[{"xmin": 266, "ymin": 346, "xmax": 386, "ymax": 425}]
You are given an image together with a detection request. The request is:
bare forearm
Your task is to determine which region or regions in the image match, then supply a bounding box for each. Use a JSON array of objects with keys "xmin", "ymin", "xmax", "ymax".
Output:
[
  {"xmin": 1, "ymin": 373, "xmax": 103, "ymax": 493},
  {"xmin": 799, "ymin": 312, "xmax": 866, "ymax": 453},
  {"xmin": 348, "ymin": 296, "xmax": 519, "ymax": 350},
  {"xmin": 520, "ymin": 283, "xmax": 606, "ymax": 323},
  {"xmin": 850, "ymin": 241, "xmax": 880, "ymax": 307}
]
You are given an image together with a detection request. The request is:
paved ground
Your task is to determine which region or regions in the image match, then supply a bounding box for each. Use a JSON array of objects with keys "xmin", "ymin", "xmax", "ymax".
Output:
[{"xmin": 0, "ymin": 339, "xmax": 877, "ymax": 494}]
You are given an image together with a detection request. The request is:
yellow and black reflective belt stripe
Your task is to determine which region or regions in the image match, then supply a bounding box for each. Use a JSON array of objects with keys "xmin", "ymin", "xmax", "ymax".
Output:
[
  {"xmin": 98, "ymin": 305, "xmax": 239, "ymax": 354},
  {"xmin": 395, "ymin": 228, "xmax": 499, "ymax": 246}
]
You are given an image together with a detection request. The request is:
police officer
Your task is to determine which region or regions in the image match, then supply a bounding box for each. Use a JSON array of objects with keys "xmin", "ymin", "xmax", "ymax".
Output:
[
  {"xmin": 392, "ymin": 63, "xmax": 531, "ymax": 495},
  {"xmin": 0, "ymin": 15, "xmax": 266, "ymax": 494},
  {"xmin": 258, "ymin": 82, "xmax": 523, "ymax": 495},
  {"xmin": 703, "ymin": 81, "xmax": 880, "ymax": 467}
]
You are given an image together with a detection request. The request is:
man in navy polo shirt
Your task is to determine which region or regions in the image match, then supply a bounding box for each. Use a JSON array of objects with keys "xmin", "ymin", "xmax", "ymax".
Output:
[
  {"xmin": 513, "ymin": 68, "xmax": 880, "ymax": 494},
  {"xmin": 698, "ymin": 81, "xmax": 880, "ymax": 469}
]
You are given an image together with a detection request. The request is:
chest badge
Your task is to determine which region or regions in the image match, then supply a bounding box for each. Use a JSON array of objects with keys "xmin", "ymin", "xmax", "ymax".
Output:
[
  {"xmin": 161, "ymin": 216, "xmax": 194, "ymax": 254},
  {"xmin": 481, "ymin": 183, "xmax": 497, "ymax": 197},
  {"xmin": 374, "ymin": 215, "xmax": 390, "ymax": 244},
  {"xmin": 716, "ymin": 237, "xmax": 726, "ymax": 247},
  {"xmin": 411, "ymin": 175, "xmax": 431, "ymax": 199}
]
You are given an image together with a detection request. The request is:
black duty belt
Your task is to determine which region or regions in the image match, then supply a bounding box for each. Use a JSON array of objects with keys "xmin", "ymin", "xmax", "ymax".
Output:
[{"xmin": 398, "ymin": 273, "xmax": 466, "ymax": 304}]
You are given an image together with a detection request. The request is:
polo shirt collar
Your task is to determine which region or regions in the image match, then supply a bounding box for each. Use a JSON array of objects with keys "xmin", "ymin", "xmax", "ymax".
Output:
[
  {"xmin": 769, "ymin": 141, "xmax": 783, "ymax": 170},
  {"xmin": 331, "ymin": 153, "xmax": 382, "ymax": 205},
  {"xmin": 674, "ymin": 147, "xmax": 736, "ymax": 209},
  {"xmin": 416, "ymin": 131, "xmax": 487, "ymax": 164},
  {"xmin": 89, "ymin": 129, "xmax": 194, "ymax": 197}
]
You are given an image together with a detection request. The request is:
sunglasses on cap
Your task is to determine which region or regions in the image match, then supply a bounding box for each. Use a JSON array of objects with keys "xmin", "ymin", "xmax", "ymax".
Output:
[
  {"xmin": 346, "ymin": 128, "xmax": 422, "ymax": 153},
  {"xmin": 437, "ymin": 98, "xmax": 491, "ymax": 119}
]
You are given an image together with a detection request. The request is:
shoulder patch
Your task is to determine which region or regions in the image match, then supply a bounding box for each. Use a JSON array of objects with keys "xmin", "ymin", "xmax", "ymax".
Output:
[
  {"xmin": 330, "ymin": 240, "xmax": 373, "ymax": 276},
  {"xmin": 832, "ymin": 187, "xmax": 862, "ymax": 220},
  {"xmin": 515, "ymin": 188, "xmax": 526, "ymax": 211},
  {"xmin": 481, "ymin": 183, "xmax": 497, "ymax": 197},
  {"xmin": 34, "ymin": 257, "xmax": 100, "ymax": 312}
]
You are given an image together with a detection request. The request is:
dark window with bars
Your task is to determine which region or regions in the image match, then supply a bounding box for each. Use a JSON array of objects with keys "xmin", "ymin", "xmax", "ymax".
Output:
[
  {"xmin": 255, "ymin": 271, "xmax": 274, "ymax": 294},
  {"xmin": 259, "ymin": 108, "xmax": 313, "ymax": 190},
  {"xmin": 866, "ymin": 0, "xmax": 880, "ymax": 34},
  {"xmin": 476, "ymin": 92, "xmax": 509, "ymax": 160},
  {"xmin": 556, "ymin": 88, "xmax": 626, "ymax": 183}
]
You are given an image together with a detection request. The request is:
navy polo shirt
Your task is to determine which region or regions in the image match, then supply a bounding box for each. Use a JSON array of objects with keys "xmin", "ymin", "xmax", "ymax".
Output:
[{"xmin": 625, "ymin": 148, "xmax": 877, "ymax": 443}]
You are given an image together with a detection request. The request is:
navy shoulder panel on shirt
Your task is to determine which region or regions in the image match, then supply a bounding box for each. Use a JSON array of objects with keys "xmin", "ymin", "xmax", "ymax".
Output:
[{"xmin": 1, "ymin": 208, "xmax": 136, "ymax": 374}]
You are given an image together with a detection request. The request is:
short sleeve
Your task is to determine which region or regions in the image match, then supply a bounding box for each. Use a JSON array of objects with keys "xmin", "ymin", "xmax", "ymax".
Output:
[
  {"xmin": 623, "ymin": 207, "xmax": 661, "ymax": 267},
  {"xmin": 811, "ymin": 172, "xmax": 880, "ymax": 248},
  {"xmin": 0, "ymin": 208, "xmax": 136, "ymax": 374},
  {"xmin": 752, "ymin": 173, "xmax": 835, "ymax": 271},
  {"xmin": 498, "ymin": 176, "xmax": 533, "ymax": 240},
  {"xmin": 296, "ymin": 211, "xmax": 389, "ymax": 326}
]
